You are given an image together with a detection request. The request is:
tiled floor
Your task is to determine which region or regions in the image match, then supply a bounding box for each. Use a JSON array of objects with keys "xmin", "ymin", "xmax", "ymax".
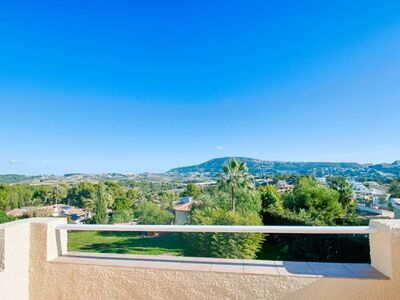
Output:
[{"xmin": 51, "ymin": 252, "xmax": 386, "ymax": 279}]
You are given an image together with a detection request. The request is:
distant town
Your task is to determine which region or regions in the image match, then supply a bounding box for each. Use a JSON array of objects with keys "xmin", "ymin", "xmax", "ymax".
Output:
[{"xmin": 1, "ymin": 157, "xmax": 400, "ymax": 222}]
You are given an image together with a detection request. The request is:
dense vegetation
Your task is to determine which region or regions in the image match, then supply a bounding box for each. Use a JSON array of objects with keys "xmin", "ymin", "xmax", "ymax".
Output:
[
  {"xmin": 0, "ymin": 210, "xmax": 14, "ymax": 224},
  {"xmin": 259, "ymin": 177, "xmax": 369, "ymax": 262},
  {"xmin": 0, "ymin": 179, "xmax": 178, "ymax": 224},
  {"xmin": 0, "ymin": 159, "xmax": 387, "ymax": 261},
  {"xmin": 389, "ymin": 179, "xmax": 400, "ymax": 198}
]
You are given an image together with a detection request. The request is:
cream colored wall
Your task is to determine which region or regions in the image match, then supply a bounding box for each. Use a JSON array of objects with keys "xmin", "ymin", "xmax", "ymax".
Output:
[
  {"xmin": 31, "ymin": 261, "xmax": 400, "ymax": 300},
  {"xmin": 370, "ymin": 219, "xmax": 400, "ymax": 279},
  {"xmin": 1, "ymin": 218, "xmax": 400, "ymax": 300},
  {"xmin": 0, "ymin": 220, "xmax": 31, "ymax": 300}
]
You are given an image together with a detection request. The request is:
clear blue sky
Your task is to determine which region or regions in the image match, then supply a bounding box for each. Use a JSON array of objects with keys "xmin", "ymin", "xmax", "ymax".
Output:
[{"xmin": 1, "ymin": 1, "xmax": 400, "ymax": 175}]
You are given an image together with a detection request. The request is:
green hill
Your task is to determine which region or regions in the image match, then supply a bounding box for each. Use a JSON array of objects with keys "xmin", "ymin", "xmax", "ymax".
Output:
[{"xmin": 168, "ymin": 157, "xmax": 400, "ymax": 179}]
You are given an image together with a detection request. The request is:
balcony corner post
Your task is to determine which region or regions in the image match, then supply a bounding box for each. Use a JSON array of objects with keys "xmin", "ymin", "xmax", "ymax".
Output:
[{"xmin": 369, "ymin": 219, "xmax": 400, "ymax": 278}]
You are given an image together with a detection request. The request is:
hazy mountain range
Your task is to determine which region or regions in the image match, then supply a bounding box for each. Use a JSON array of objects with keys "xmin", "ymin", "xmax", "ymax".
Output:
[
  {"xmin": 1, "ymin": 157, "xmax": 400, "ymax": 184},
  {"xmin": 168, "ymin": 157, "xmax": 400, "ymax": 179}
]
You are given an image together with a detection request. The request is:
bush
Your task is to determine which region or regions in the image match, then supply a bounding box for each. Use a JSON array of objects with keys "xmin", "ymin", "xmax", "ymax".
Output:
[
  {"xmin": 260, "ymin": 207, "xmax": 370, "ymax": 263},
  {"xmin": 260, "ymin": 184, "xmax": 284, "ymax": 212},
  {"xmin": 183, "ymin": 208, "xmax": 264, "ymax": 259},
  {"xmin": 133, "ymin": 202, "xmax": 173, "ymax": 225},
  {"xmin": 283, "ymin": 177, "xmax": 343, "ymax": 225},
  {"xmin": 110, "ymin": 209, "xmax": 133, "ymax": 224},
  {"xmin": 0, "ymin": 210, "xmax": 14, "ymax": 224}
]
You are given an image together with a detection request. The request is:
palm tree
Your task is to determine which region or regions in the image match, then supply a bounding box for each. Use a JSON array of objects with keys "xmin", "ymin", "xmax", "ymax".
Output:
[
  {"xmin": 220, "ymin": 159, "xmax": 254, "ymax": 211},
  {"xmin": 30, "ymin": 197, "xmax": 44, "ymax": 207},
  {"xmin": 50, "ymin": 185, "xmax": 65, "ymax": 205},
  {"xmin": 82, "ymin": 197, "xmax": 95, "ymax": 211}
]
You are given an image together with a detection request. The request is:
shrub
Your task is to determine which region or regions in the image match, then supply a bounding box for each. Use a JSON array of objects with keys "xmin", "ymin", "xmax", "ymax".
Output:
[
  {"xmin": 183, "ymin": 208, "xmax": 264, "ymax": 259},
  {"xmin": 133, "ymin": 202, "xmax": 173, "ymax": 225},
  {"xmin": 261, "ymin": 207, "xmax": 370, "ymax": 263},
  {"xmin": 0, "ymin": 210, "xmax": 14, "ymax": 224},
  {"xmin": 110, "ymin": 209, "xmax": 133, "ymax": 224}
]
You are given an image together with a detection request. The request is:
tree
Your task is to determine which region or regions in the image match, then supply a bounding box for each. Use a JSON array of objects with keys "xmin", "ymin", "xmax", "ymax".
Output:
[
  {"xmin": 212, "ymin": 188, "xmax": 261, "ymax": 214},
  {"xmin": 112, "ymin": 196, "xmax": 132, "ymax": 210},
  {"xmin": 327, "ymin": 177, "xmax": 355, "ymax": 210},
  {"xmin": 93, "ymin": 184, "xmax": 108, "ymax": 224},
  {"xmin": 110, "ymin": 209, "xmax": 133, "ymax": 224},
  {"xmin": 82, "ymin": 198, "xmax": 95, "ymax": 211},
  {"xmin": 126, "ymin": 189, "xmax": 139, "ymax": 201},
  {"xmin": 283, "ymin": 177, "xmax": 343, "ymax": 224},
  {"xmin": 0, "ymin": 210, "xmax": 14, "ymax": 224},
  {"xmin": 67, "ymin": 182, "xmax": 96, "ymax": 208},
  {"xmin": 220, "ymin": 159, "xmax": 254, "ymax": 211},
  {"xmin": 183, "ymin": 208, "xmax": 263, "ymax": 259},
  {"xmin": 50, "ymin": 185, "xmax": 66, "ymax": 205},
  {"xmin": 32, "ymin": 185, "xmax": 51, "ymax": 207},
  {"xmin": 181, "ymin": 184, "xmax": 202, "ymax": 198},
  {"xmin": 259, "ymin": 184, "xmax": 284, "ymax": 212},
  {"xmin": 104, "ymin": 181, "xmax": 124, "ymax": 207},
  {"xmin": 133, "ymin": 202, "xmax": 173, "ymax": 225},
  {"xmin": 389, "ymin": 179, "xmax": 400, "ymax": 198},
  {"xmin": 157, "ymin": 192, "xmax": 175, "ymax": 210}
]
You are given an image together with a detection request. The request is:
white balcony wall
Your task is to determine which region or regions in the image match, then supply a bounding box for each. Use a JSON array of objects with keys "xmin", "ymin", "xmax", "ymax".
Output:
[{"xmin": 1, "ymin": 218, "xmax": 400, "ymax": 300}]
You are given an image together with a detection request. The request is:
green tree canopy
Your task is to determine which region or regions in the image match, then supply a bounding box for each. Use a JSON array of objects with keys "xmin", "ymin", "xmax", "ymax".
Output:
[
  {"xmin": 181, "ymin": 183, "xmax": 202, "ymax": 198},
  {"xmin": 283, "ymin": 177, "xmax": 343, "ymax": 224},
  {"xmin": 50, "ymin": 185, "xmax": 67, "ymax": 205},
  {"xmin": 67, "ymin": 182, "xmax": 96, "ymax": 208},
  {"xmin": 389, "ymin": 179, "xmax": 400, "ymax": 198},
  {"xmin": 219, "ymin": 159, "xmax": 254, "ymax": 211},
  {"xmin": 327, "ymin": 176, "xmax": 355, "ymax": 210},
  {"xmin": 112, "ymin": 196, "xmax": 132, "ymax": 210},
  {"xmin": 110, "ymin": 209, "xmax": 133, "ymax": 224},
  {"xmin": 184, "ymin": 208, "xmax": 263, "ymax": 259},
  {"xmin": 93, "ymin": 183, "xmax": 108, "ymax": 224},
  {"xmin": 259, "ymin": 184, "xmax": 284, "ymax": 212},
  {"xmin": 0, "ymin": 184, "xmax": 34, "ymax": 210},
  {"xmin": 133, "ymin": 202, "xmax": 173, "ymax": 225},
  {"xmin": 0, "ymin": 210, "xmax": 14, "ymax": 224}
]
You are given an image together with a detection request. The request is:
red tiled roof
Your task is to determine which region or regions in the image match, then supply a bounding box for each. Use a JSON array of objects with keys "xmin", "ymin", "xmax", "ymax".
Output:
[
  {"xmin": 173, "ymin": 202, "xmax": 193, "ymax": 212},
  {"xmin": 6, "ymin": 208, "xmax": 29, "ymax": 217}
]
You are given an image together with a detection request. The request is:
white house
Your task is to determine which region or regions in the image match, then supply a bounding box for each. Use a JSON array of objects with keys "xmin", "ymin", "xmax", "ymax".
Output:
[{"xmin": 173, "ymin": 197, "xmax": 194, "ymax": 225}]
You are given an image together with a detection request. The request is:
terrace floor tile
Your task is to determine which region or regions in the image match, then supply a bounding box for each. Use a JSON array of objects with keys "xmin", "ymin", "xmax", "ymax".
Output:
[
  {"xmin": 308, "ymin": 262, "xmax": 353, "ymax": 278},
  {"xmin": 243, "ymin": 260, "xmax": 279, "ymax": 275},
  {"xmin": 343, "ymin": 263, "xmax": 387, "ymax": 279},
  {"xmin": 275, "ymin": 261, "xmax": 317, "ymax": 277}
]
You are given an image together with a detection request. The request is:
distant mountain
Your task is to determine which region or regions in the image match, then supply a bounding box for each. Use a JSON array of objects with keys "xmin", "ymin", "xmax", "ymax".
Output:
[
  {"xmin": 0, "ymin": 174, "xmax": 39, "ymax": 184},
  {"xmin": 168, "ymin": 157, "xmax": 400, "ymax": 179}
]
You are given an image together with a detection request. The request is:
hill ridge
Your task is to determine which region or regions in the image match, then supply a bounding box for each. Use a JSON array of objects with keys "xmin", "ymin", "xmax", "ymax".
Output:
[{"xmin": 168, "ymin": 157, "xmax": 400, "ymax": 179}]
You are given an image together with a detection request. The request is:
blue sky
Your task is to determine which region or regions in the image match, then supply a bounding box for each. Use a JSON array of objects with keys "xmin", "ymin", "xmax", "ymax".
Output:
[{"xmin": 1, "ymin": 1, "xmax": 400, "ymax": 174}]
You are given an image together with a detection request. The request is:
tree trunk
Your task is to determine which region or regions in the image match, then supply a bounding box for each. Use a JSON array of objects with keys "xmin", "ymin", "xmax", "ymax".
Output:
[{"xmin": 231, "ymin": 178, "xmax": 236, "ymax": 211}]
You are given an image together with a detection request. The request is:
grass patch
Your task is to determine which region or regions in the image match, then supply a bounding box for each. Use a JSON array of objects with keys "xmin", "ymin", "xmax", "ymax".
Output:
[
  {"xmin": 68, "ymin": 231, "xmax": 286, "ymax": 259},
  {"xmin": 68, "ymin": 231, "xmax": 184, "ymax": 256}
]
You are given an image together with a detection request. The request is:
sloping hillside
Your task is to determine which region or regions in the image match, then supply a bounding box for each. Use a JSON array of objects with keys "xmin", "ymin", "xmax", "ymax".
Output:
[{"xmin": 168, "ymin": 157, "xmax": 400, "ymax": 179}]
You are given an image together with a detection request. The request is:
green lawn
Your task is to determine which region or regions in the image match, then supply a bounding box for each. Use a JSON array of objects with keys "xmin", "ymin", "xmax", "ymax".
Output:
[
  {"xmin": 68, "ymin": 231, "xmax": 286, "ymax": 260},
  {"xmin": 68, "ymin": 231, "xmax": 185, "ymax": 256}
]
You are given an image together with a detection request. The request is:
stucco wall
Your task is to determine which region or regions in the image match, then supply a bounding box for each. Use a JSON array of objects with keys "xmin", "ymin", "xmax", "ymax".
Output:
[
  {"xmin": 31, "ymin": 260, "xmax": 400, "ymax": 300},
  {"xmin": 370, "ymin": 219, "xmax": 400, "ymax": 279},
  {"xmin": 175, "ymin": 210, "xmax": 189, "ymax": 225},
  {"xmin": 1, "ymin": 218, "xmax": 400, "ymax": 300},
  {"xmin": 0, "ymin": 220, "xmax": 31, "ymax": 300}
]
